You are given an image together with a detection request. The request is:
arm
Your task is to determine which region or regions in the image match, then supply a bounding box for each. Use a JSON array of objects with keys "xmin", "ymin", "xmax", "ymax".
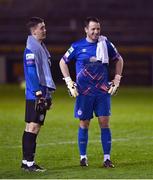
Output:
[
  {"xmin": 115, "ymin": 56, "xmax": 124, "ymax": 76},
  {"xmin": 59, "ymin": 58, "xmax": 71, "ymax": 78},
  {"xmin": 59, "ymin": 58, "xmax": 78, "ymax": 97},
  {"xmin": 108, "ymin": 55, "xmax": 124, "ymax": 95},
  {"xmin": 27, "ymin": 65, "xmax": 40, "ymax": 93},
  {"xmin": 24, "ymin": 50, "xmax": 41, "ymax": 95},
  {"xmin": 24, "ymin": 50, "xmax": 49, "ymax": 112},
  {"xmin": 27, "ymin": 65, "xmax": 49, "ymax": 112}
]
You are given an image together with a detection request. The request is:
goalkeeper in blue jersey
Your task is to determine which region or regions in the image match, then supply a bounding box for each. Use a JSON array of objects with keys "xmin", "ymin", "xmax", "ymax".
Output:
[
  {"xmin": 59, "ymin": 17, "xmax": 123, "ymax": 168},
  {"xmin": 21, "ymin": 17, "xmax": 56, "ymax": 172}
]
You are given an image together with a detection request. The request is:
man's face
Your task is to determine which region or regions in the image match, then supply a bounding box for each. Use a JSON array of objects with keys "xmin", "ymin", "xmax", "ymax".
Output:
[
  {"xmin": 85, "ymin": 21, "xmax": 101, "ymax": 42},
  {"xmin": 32, "ymin": 22, "xmax": 46, "ymax": 41}
]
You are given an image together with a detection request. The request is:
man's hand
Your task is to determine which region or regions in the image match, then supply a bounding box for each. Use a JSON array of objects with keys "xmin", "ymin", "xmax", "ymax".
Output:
[
  {"xmin": 35, "ymin": 91, "xmax": 48, "ymax": 113},
  {"xmin": 108, "ymin": 74, "xmax": 122, "ymax": 95},
  {"xmin": 64, "ymin": 77, "xmax": 79, "ymax": 98}
]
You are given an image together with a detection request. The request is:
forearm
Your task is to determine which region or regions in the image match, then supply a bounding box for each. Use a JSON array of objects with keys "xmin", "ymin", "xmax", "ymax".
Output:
[
  {"xmin": 115, "ymin": 56, "xmax": 124, "ymax": 76},
  {"xmin": 59, "ymin": 58, "xmax": 78, "ymax": 97},
  {"xmin": 108, "ymin": 56, "xmax": 124, "ymax": 95},
  {"xmin": 59, "ymin": 58, "xmax": 70, "ymax": 78}
]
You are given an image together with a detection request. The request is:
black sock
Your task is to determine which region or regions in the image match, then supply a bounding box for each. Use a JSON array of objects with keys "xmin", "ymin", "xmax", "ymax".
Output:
[{"xmin": 22, "ymin": 131, "xmax": 37, "ymax": 161}]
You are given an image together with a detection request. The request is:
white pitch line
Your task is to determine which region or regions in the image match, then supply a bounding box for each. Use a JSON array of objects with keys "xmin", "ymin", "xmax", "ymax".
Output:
[{"xmin": 1, "ymin": 136, "xmax": 153, "ymax": 149}]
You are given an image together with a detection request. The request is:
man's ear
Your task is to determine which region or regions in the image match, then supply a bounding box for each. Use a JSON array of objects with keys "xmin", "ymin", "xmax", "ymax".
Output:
[
  {"xmin": 31, "ymin": 27, "xmax": 36, "ymax": 35},
  {"xmin": 84, "ymin": 27, "xmax": 88, "ymax": 34}
]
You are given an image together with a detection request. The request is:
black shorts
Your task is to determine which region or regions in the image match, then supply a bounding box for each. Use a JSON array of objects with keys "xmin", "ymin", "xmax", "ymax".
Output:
[{"xmin": 25, "ymin": 99, "xmax": 46, "ymax": 125}]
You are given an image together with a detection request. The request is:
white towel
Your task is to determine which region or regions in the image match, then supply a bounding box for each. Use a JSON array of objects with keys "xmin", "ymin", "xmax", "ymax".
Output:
[{"xmin": 96, "ymin": 35, "xmax": 109, "ymax": 64}]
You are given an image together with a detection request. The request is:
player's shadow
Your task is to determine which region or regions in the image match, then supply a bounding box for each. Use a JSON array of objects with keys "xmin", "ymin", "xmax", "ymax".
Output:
[
  {"xmin": 47, "ymin": 164, "xmax": 84, "ymax": 171},
  {"xmin": 113, "ymin": 160, "xmax": 153, "ymax": 167}
]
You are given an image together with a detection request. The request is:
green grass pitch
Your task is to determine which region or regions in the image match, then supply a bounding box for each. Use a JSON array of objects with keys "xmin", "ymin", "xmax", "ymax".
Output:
[{"xmin": 0, "ymin": 84, "xmax": 153, "ymax": 179}]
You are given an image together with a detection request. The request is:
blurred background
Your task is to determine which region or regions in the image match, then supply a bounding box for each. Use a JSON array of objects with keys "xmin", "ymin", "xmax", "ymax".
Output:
[
  {"xmin": 0, "ymin": 1, "xmax": 153, "ymax": 178},
  {"xmin": 0, "ymin": 0, "xmax": 153, "ymax": 86}
]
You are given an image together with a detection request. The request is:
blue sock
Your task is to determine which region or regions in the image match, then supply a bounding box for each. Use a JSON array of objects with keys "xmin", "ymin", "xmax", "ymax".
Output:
[
  {"xmin": 78, "ymin": 127, "xmax": 88, "ymax": 156},
  {"xmin": 101, "ymin": 128, "xmax": 111, "ymax": 155}
]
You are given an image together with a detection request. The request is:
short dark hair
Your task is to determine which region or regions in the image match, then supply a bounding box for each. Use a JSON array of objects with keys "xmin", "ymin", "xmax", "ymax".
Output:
[
  {"xmin": 84, "ymin": 17, "xmax": 100, "ymax": 27},
  {"xmin": 27, "ymin": 17, "xmax": 44, "ymax": 31}
]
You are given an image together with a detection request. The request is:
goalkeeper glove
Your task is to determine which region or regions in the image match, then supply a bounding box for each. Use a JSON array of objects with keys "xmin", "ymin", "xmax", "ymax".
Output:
[
  {"xmin": 64, "ymin": 77, "xmax": 79, "ymax": 98},
  {"xmin": 108, "ymin": 74, "xmax": 122, "ymax": 95},
  {"xmin": 46, "ymin": 98, "xmax": 52, "ymax": 110},
  {"xmin": 35, "ymin": 91, "xmax": 48, "ymax": 113}
]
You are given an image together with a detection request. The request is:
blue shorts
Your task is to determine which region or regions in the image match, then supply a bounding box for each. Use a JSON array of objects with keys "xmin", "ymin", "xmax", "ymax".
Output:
[{"xmin": 74, "ymin": 93, "xmax": 111, "ymax": 120}]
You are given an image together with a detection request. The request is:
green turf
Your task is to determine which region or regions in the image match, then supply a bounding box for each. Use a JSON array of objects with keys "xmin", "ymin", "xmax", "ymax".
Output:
[{"xmin": 0, "ymin": 84, "xmax": 153, "ymax": 179}]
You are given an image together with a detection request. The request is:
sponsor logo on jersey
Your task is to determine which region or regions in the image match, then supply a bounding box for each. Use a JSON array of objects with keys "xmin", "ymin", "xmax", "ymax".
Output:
[
  {"xmin": 68, "ymin": 46, "xmax": 74, "ymax": 53},
  {"xmin": 26, "ymin": 53, "xmax": 35, "ymax": 60},
  {"xmin": 26, "ymin": 53, "xmax": 35, "ymax": 65},
  {"xmin": 64, "ymin": 46, "xmax": 74, "ymax": 58}
]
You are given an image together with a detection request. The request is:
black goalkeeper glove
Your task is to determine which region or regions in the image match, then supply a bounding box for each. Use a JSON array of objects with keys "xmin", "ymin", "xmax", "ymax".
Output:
[
  {"xmin": 35, "ymin": 91, "xmax": 48, "ymax": 114},
  {"xmin": 46, "ymin": 98, "xmax": 52, "ymax": 110}
]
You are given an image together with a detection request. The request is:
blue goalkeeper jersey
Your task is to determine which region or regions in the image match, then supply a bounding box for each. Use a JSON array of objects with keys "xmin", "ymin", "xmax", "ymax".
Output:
[
  {"xmin": 62, "ymin": 38, "xmax": 120, "ymax": 96},
  {"xmin": 23, "ymin": 48, "xmax": 51, "ymax": 100}
]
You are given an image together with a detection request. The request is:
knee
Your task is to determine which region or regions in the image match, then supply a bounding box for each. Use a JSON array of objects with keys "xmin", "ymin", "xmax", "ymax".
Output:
[
  {"xmin": 98, "ymin": 116, "xmax": 110, "ymax": 128},
  {"xmin": 25, "ymin": 123, "xmax": 40, "ymax": 134},
  {"xmin": 101, "ymin": 123, "xmax": 109, "ymax": 128},
  {"xmin": 79, "ymin": 120, "xmax": 90, "ymax": 129}
]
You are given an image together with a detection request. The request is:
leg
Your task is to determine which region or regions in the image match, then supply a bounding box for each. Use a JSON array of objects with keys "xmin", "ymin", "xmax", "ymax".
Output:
[
  {"xmin": 22, "ymin": 100, "xmax": 46, "ymax": 172},
  {"xmin": 78, "ymin": 120, "xmax": 90, "ymax": 166},
  {"xmin": 75, "ymin": 95, "xmax": 94, "ymax": 166},
  {"xmin": 98, "ymin": 116, "xmax": 114, "ymax": 168},
  {"xmin": 98, "ymin": 116, "xmax": 111, "ymax": 157},
  {"xmin": 22, "ymin": 122, "xmax": 40, "ymax": 162},
  {"xmin": 22, "ymin": 122, "xmax": 46, "ymax": 172}
]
